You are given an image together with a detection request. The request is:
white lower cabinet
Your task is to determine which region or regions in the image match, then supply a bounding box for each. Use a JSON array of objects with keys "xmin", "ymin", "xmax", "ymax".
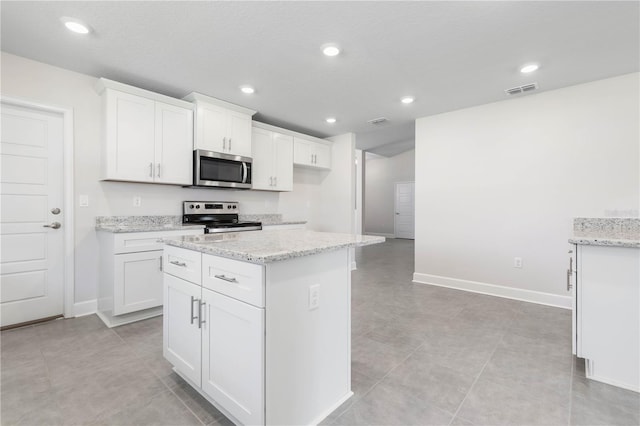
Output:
[
  {"xmin": 163, "ymin": 245, "xmax": 352, "ymax": 425},
  {"xmin": 573, "ymin": 244, "xmax": 639, "ymax": 392},
  {"xmin": 163, "ymin": 273, "xmax": 202, "ymax": 386},
  {"xmin": 163, "ymin": 247, "xmax": 265, "ymax": 425},
  {"xmin": 97, "ymin": 228, "xmax": 203, "ymax": 328},
  {"xmin": 202, "ymin": 288, "xmax": 264, "ymax": 425},
  {"xmin": 114, "ymin": 250, "xmax": 163, "ymax": 315}
]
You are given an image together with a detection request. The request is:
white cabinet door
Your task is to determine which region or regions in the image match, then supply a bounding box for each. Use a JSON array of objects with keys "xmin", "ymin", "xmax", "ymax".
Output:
[
  {"xmin": 195, "ymin": 104, "xmax": 252, "ymax": 157},
  {"xmin": 113, "ymin": 250, "xmax": 163, "ymax": 315},
  {"xmin": 104, "ymin": 90, "xmax": 156, "ymax": 182},
  {"xmin": 196, "ymin": 104, "xmax": 227, "ymax": 153},
  {"xmin": 293, "ymin": 137, "xmax": 312, "ymax": 167},
  {"xmin": 293, "ymin": 137, "xmax": 331, "ymax": 170},
  {"xmin": 251, "ymin": 127, "xmax": 274, "ymax": 190},
  {"xmin": 273, "ymin": 132, "xmax": 293, "ymax": 191},
  {"xmin": 155, "ymin": 102, "xmax": 193, "ymax": 185},
  {"xmin": 201, "ymin": 288, "xmax": 264, "ymax": 426},
  {"xmin": 163, "ymin": 274, "xmax": 202, "ymax": 386},
  {"xmin": 314, "ymin": 142, "xmax": 331, "ymax": 169},
  {"xmin": 227, "ymin": 111, "xmax": 252, "ymax": 158}
]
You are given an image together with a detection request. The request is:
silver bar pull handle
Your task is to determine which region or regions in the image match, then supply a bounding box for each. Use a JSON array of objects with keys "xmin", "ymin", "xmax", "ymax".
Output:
[
  {"xmin": 223, "ymin": 137, "xmax": 226, "ymax": 151},
  {"xmin": 169, "ymin": 260, "xmax": 187, "ymax": 267},
  {"xmin": 199, "ymin": 301, "xmax": 206, "ymax": 328},
  {"xmin": 274, "ymin": 176, "xmax": 277, "ymax": 186},
  {"xmin": 242, "ymin": 162, "xmax": 248, "ymax": 183},
  {"xmin": 214, "ymin": 274, "xmax": 238, "ymax": 283},
  {"xmin": 567, "ymin": 269, "xmax": 572, "ymax": 291},
  {"xmin": 190, "ymin": 296, "xmax": 198, "ymax": 324},
  {"xmin": 228, "ymin": 138, "xmax": 232, "ymax": 151},
  {"xmin": 269, "ymin": 176, "xmax": 273, "ymax": 186},
  {"xmin": 157, "ymin": 163, "xmax": 161, "ymax": 178},
  {"xmin": 159, "ymin": 256, "xmax": 163, "ymax": 271},
  {"xmin": 149, "ymin": 162, "xmax": 153, "ymax": 177}
]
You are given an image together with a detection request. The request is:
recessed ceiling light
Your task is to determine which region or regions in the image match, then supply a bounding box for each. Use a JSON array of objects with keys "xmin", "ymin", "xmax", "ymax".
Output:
[
  {"xmin": 240, "ymin": 86, "xmax": 255, "ymax": 94},
  {"xmin": 61, "ymin": 17, "xmax": 90, "ymax": 34},
  {"xmin": 322, "ymin": 44, "xmax": 341, "ymax": 57},
  {"xmin": 326, "ymin": 117, "xmax": 337, "ymax": 124},
  {"xmin": 401, "ymin": 96, "xmax": 415, "ymax": 104},
  {"xmin": 520, "ymin": 63, "xmax": 539, "ymax": 74}
]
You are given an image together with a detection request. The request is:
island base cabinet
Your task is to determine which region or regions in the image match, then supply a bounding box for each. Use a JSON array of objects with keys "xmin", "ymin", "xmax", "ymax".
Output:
[
  {"xmin": 202, "ymin": 288, "xmax": 265, "ymax": 426},
  {"xmin": 163, "ymin": 274, "xmax": 202, "ymax": 387}
]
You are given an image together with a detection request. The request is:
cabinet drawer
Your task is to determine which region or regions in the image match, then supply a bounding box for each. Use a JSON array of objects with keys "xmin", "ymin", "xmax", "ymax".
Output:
[
  {"xmin": 202, "ymin": 255, "xmax": 264, "ymax": 307},
  {"xmin": 114, "ymin": 229, "xmax": 202, "ymax": 254},
  {"xmin": 164, "ymin": 245, "xmax": 202, "ymax": 285}
]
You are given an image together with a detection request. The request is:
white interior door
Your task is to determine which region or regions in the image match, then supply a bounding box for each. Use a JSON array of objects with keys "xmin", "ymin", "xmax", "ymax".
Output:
[
  {"xmin": 1, "ymin": 102, "xmax": 65, "ymax": 327},
  {"xmin": 394, "ymin": 182, "xmax": 415, "ymax": 239}
]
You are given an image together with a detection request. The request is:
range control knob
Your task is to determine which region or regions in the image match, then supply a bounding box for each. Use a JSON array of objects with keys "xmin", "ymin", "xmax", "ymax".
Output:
[
  {"xmin": 233, "ymin": 205, "xmax": 237, "ymax": 209},
  {"xmin": 195, "ymin": 205, "xmax": 200, "ymax": 209},
  {"xmin": 189, "ymin": 204, "xmax": 195, "ymax": 209}
]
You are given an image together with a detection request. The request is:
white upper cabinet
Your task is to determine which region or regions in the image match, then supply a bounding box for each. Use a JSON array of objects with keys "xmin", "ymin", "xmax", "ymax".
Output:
[
  {"xmin": 184, "ymin": 92, "xmax": 256, "ymax": 158},
  {"xmin": 293, "ymin": 136, "xmax": 331, "ymax": 170},
  {"xmin": 251, "ymin": 125, "xmax": 293, "ymax": 191},
  {"xmin": 97, "ymin": 79, "xmax": 193, "ymax": 185}
]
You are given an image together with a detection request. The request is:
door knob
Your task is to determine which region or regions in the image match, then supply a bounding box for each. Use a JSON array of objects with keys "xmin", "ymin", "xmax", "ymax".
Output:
[
  {"xmin": 51, "ymin": 207, "xmax": 61, "ymax": 215},
  {"xmin": 43, "ymin": 222, "xmax": 61, "ymax": 229}
]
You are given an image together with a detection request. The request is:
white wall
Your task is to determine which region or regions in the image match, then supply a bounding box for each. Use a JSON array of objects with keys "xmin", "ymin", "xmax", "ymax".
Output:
[
  {"xmin": 364, "ymin": 149, "xmax": 415, "ymax": 236},
  {"xmin": 414, "ymin": 73, "xmax": 639, "ymax": 307},
  {"xmin": 1, "ymin": 52, "xmax": 355, "ymax": 307},
  {"xmin": 314, "ymin": 133, "xmax": 356, "ymax": 234}
]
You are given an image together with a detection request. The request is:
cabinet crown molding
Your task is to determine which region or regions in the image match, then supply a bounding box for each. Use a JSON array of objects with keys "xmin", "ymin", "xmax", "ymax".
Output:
[
  {"xmin": 95, "ymin": 78, "xmax": 194, "ymax": 110},
  {"xmin": 183, "ymin": 92, "xmax": 257, "ymax": 116},
  {"xmin": 252, "ymin": 121, "xmax": 332, "ymax": 146}
]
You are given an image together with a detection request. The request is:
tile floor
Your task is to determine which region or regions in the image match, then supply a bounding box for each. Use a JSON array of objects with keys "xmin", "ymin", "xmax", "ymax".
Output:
[{"xmin": 2, "ymin": 239, "xmax": 639, "ymax": 425}]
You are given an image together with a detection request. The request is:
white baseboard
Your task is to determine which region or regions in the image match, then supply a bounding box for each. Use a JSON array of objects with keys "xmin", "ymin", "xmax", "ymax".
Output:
[
  {"xmin": 412, "ymin": 273, "xmax": 572, "ymax": 309},
  {"xmin": 365, "ymin": 232, "xmax": 395, "ymax": 238},
  {"xmin": 73, "ymin": 299, "xmax": 97, "ymax": 317}
]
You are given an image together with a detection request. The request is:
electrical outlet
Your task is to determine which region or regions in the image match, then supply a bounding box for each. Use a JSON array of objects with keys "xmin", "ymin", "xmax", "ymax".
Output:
[
  {"xmin": 133, "ymin": 196, "xmax": 142, "ymax": 207},
  {"xmin": 309, "ymin": 284, "xmax": 320, "ymax": 310},
  {"xmin": 514, "ymin": 257, "xmax": 523, "ymax": 268},
  {"xmin": 79, "ymin": 194, "xmax": 89, "ymax": 207}
]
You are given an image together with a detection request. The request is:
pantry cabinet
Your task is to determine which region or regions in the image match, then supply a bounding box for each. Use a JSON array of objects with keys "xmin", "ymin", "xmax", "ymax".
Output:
[
  {"xmin": 251, "ymin": 126, "xmax": 293, "ymax": 191},
  {"xmin": 293, "ymin": 136, "xmax": 331, "ymax": 169},
  {"xmin": 96, "ymin": 79, "xmax": 193, "ymax": 185},
  {"xmin": 184, "ymin": 92, "xmax": 257, "ymax": 158}
]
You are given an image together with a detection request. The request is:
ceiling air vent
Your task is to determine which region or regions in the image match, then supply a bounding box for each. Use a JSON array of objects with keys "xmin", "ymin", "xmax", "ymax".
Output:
[
  {"xmin": 367, "ymin": 117, "xmax": 388, "ymax": 125},
  {"xmin": 505, "ymin": 82, "xmax": 538, "ymax": 96}
]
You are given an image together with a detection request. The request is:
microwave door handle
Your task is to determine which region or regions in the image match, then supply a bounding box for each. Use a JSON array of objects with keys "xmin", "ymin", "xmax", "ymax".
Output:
[{"xmin": 242, "ymin": 162, "xmax": 248, "ymax": 183}]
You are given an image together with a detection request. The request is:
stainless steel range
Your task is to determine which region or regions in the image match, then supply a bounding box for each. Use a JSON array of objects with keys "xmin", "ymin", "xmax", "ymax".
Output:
[{"xmin": 182, "ymin": 201, "xmax": 262, "ymax": 234}]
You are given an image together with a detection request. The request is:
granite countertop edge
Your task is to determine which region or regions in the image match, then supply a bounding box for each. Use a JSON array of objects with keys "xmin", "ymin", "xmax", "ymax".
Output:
[
  {"xmin": 163, "ymin": 234, "xmax": 385, "ymax": 265},
  {"xmin": 96, "ymin": 224, "xmax": 206, "ymax": 233},
  {"xmin": 568, "ymin": 237, "xmax": 640, "ymax": 248}
]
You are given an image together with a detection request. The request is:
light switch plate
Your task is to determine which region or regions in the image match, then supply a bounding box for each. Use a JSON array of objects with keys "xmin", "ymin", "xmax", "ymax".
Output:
[{"xmin": 79, "ymin": 194, "xmax": 89, "ymax": 207}]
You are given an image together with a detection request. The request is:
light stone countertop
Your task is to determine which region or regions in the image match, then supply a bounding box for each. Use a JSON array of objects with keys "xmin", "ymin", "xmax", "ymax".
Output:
[
  {"xmin": 162, "ymin": 230, "xmax": 385, "ymax": 264},
  {"xmin": 95, "ymin": 215, "xmax": 205, "ymax": 233},
  {"xmin": 95, "ymin": 215, "xmax": 305, "ymax": 233},
  {"xmin": 569, "ymin": 217, "xmax": 639, "ymax": 248}
]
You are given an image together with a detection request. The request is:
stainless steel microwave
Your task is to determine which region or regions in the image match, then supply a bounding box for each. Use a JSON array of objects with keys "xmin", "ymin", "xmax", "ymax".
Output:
[{"xmin": 193, "ymin": 149, "xmax": 252, "ymax": 189}]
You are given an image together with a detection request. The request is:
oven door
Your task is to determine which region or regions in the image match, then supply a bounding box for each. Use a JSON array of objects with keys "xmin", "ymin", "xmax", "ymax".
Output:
[{"xmin": 194, "ymin": 150, "xmax": 252, "ymax": 189}]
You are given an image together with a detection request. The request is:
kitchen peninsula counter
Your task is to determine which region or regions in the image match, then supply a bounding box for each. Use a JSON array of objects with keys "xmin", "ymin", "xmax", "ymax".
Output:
[{"xmin": 162, "ymin": 229, "xmax": 384, "ymax": 264}]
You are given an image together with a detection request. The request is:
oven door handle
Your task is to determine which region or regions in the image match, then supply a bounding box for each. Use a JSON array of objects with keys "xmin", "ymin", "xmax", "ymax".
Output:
[{"xmin": 242, "ymin": 162, "xmax": 248, "ymax": 183}]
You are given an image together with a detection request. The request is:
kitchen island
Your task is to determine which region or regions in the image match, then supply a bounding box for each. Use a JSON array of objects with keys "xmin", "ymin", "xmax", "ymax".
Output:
[{"xmin": 161, "ymin": 230, "xmax": 384, "ymax": 425}]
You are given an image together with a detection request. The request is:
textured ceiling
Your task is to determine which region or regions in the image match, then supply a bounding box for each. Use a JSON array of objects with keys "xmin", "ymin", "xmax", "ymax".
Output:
[{"xmin": 1, "ymin": 1, "xmax": 638, "ymax": 157}]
